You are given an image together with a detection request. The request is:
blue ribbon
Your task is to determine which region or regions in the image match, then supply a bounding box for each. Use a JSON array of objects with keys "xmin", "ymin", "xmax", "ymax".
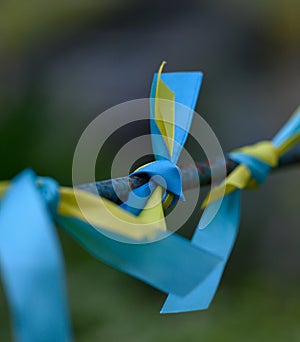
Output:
[
  {"xmin": 161, "ymin": 190, "xmax": 241, "ymax": 313},
  {"xmin": 56, "ymin": 215, "xmax": 221, "ymax": 297},
  {"xmin": 0, "ymin": 170, "xmax": 72, "ymax": 342}
]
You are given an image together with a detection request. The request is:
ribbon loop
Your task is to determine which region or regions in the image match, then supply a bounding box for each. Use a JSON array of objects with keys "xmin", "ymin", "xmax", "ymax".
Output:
[{"xmin": 120, "ymin": 159, "xmax": 183, "ymax": 215}]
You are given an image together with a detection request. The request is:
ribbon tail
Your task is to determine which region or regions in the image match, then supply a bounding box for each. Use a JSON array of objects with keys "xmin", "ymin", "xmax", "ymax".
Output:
[
  {"xmin": 0, "ymin": 170, "xmax": 72, "ymax": 342},
  {"xmin": 161, "ymin": 190, "xmax": 241, "ymax": 313},
  {"xmin": 150, "ymin": 71, "xmax": 203, "ymax": 162},
  {"xmin": 272, "ymin": 106, "xmax": 300, "ymax": 153},
  {"xmin": 57, "ymin": 215, "xmax": 221, "ymax": 297}
]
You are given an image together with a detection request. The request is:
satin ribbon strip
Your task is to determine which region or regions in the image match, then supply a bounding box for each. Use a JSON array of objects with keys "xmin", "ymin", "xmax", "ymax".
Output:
[
  {"xmin": 56, "ymin": 215, "xmax": 221, "ymax": 297},
  {"xmin": 150, "ymin": 64, "xmax": 203, "ymax": 163},
  {"xmin": 161, "ymin": 190, "xmax": 241, "ymax": 313},
  {"xmin": 0, "ymin": 170, "xmax": 72, "ymax": 342},
  {"xmin": 162, "ymin": 106, "xmax": 300, "ymax": 313}
]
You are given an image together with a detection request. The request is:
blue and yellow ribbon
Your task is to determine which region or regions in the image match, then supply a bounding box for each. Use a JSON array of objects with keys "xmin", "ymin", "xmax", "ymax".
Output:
[{"xmin": 0, "ymin": 61, "xmax": 299, "ymax": 340}]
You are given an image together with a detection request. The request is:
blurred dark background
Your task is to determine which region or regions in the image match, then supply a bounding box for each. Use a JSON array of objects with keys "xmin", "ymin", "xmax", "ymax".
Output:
[{"xmin": 0, "ymin": 1, "xmax": 300, "ymax": 341}]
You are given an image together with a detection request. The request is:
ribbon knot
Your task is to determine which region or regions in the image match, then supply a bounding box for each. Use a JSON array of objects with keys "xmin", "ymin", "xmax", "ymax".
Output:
[
  {"xmin": 204, "ymin": 106, "xmax": 300, "ymax": 208},
  {"xmin": 132, "ymin": 160, "xmax": 183, "ymax": 196},
  {"xmin": 203, "ymin": 141, "xmax": 279, "ymax": 207},
  {"xmin": 229, "ymin": 141, "xmax": 278, "ymax": 186},
  {"xmin": 135, "ymin": 159, "xmax": 183, "ymax": 203},
  {"xmin": 120, "ymin": 160, "xmax": 183, "ymax": 215}
]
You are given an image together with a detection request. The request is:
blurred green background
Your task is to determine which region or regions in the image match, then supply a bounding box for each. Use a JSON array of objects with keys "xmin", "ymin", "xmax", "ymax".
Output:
[{"xmin": 0, "ymin": 1, "xmax": 300, "ymax": 341}]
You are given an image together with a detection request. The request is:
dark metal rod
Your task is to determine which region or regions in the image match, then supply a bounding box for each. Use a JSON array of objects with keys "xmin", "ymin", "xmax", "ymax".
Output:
[{"xmin": 76, "ymin": 145, "xmax": 300, "ymax": 204}]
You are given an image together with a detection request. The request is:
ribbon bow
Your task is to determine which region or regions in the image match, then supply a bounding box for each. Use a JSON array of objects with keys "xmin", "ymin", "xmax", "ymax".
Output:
[
  {"xmin": 0, "ymin": 64, "xmax": 223, "ymax": 340},
  {"xmin": 121, "ymin": 62, "xmax": 186, "ymax": 215}
]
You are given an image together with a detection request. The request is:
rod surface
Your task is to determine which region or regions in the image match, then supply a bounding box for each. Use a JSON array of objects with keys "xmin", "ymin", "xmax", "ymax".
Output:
[{"xmin": 76, "ymin": 145, "xmax": 300, "ymax": 204}]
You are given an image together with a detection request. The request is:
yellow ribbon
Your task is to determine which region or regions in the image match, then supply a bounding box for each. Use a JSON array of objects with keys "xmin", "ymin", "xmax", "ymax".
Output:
[
  {"xmin": 155, "ymin": 61, "xmax": 175, "ymax": 157},
  {"xmin": 0, "ymin": 181, "xmax": 166, "ymax": 241},
  {"xmin": 0, "ymin": 181, "xmax": 9, "ymax": 197}
]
